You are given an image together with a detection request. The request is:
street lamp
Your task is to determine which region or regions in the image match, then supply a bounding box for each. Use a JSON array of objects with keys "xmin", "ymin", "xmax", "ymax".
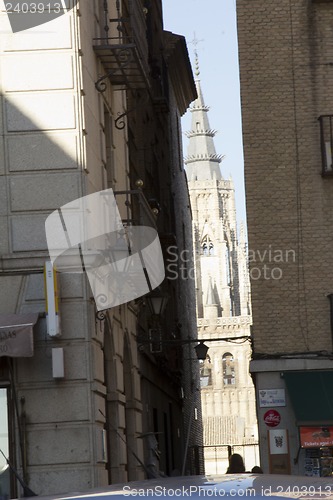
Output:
[
  {"xmin": 194, "ymin": 342, "xmax": 209, "ymax": 361},
  {"xmin": 146, "ymin": 288, "xmax": 169, "ymax": 317}
]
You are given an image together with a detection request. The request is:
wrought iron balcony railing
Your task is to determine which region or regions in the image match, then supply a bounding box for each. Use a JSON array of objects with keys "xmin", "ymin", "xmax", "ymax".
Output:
[
  {"xmin": 93, "ymin": 0, "xmax": 150, "ymax": 93},
  {"xmin": 113, "ymin": 189, "xmax": 157, "ymax": 229}
]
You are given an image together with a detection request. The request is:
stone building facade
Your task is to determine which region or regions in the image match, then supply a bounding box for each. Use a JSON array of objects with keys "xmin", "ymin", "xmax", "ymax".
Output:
[
  {"xmin": 237, "ymin": 0, "xmax": 333, "ymax": 475},
  {"xmin": 0, "ymin": 1, "xmax": 203, "ymax": 497},
  {"xmin": 184, "ymin": 61, "xmax": 258, "ymax": 473}
]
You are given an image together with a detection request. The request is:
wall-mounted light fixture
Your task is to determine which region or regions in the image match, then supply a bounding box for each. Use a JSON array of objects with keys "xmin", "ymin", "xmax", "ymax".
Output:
[
  {"xmin": 145, "ymin": 288, "xmax": 168, "ymax": 317},
  {"xmin": 194, "ymin": 342, "xmax": 209, "ymax": 361}
]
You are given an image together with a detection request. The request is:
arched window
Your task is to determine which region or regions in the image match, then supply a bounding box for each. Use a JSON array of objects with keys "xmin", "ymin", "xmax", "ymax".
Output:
[
  {"xmin": 201, "ymin": 235, "xmax": 214, "ymax": 256},
  {"xmin": 199, "ymin": 355, "xmax": 212, "ymax": 387},
  {"xmin": 222, "ymin": 352, "xmax": 236, "ymax": 386}
]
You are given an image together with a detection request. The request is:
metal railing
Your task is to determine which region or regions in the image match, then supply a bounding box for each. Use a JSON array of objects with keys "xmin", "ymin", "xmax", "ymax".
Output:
[
  {"xmin": 113, "ymin": 189, "xmax": 157, "ymax": 229},
  {"xmin": 93, "ymin": 0, "xmax": 150, "ymax": 92}
]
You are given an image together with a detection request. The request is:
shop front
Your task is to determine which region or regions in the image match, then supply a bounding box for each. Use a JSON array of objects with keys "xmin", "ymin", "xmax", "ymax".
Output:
[
  {"xmin": 0, "ymin": 313, "xmax": 39, "ymax": 499},
  {"xmin": 284, "ymin": 371, "xmax": 333, "ymax": 478},
  {"xmin": 300, "ymin": 426, "xmax": 333, "ymax": 476},
  {"xmin": 251, "ymin": 359, "xmax": 333, "ymax": 476}
]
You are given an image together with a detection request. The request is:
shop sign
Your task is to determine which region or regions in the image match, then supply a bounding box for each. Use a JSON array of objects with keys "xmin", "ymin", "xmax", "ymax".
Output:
[
  {"xmin": 0, "ymin": 314, "xmax": 38, "ymax": 358},
  {"xmin": 0, "ymin": 326, "xmax": 33, "ymax": 357},
  {"xmin": 264, "ymin": 409, "xmax": 281, "ymax": 427},
  {"xmin": 300, "ymin": 426, "xmax": 333, "ymax": 448},
  {"xmin": 259, "ymin": 388, "xmax": 286, "ymax": 407}
]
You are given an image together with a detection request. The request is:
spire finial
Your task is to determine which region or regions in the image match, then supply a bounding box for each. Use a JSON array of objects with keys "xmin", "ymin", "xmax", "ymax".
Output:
[{"xmin": 189, "ymin": 32, "xmax": 204, "ymax": 77}]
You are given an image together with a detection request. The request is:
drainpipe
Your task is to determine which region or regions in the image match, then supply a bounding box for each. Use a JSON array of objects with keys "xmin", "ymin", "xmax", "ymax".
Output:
[{"xmin": 327, "ymin": 294, "xmax": 333, "ymax": 349}]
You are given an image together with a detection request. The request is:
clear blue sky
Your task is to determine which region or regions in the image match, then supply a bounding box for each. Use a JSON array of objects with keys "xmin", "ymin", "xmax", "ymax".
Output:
[{"xmin": 162, "ymin": 0, "xmax": 247, "ymax": 225}]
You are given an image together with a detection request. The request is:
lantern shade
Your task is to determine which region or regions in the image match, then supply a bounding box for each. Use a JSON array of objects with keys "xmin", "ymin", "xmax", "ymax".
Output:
[
  {"xmin": 194, "ymin": 342, "xmax": 209, "ymax": 360},
  {"xmin": 146, "ymin": 289, "xmax": 168, "ymax": 316}
]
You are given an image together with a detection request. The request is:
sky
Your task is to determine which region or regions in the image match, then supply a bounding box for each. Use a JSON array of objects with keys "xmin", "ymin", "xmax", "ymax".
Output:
[{"xmin": 162, "ymin": 0, "xmax": 247, "ymax": 225}]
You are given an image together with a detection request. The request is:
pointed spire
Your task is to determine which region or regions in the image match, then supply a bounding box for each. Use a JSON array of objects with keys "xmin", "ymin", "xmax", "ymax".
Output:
[
  {"xmin": 194, "ymin": 49, "xmax": 200, "ymax": 78},
  {"xmin": 189, "ymin": 52, "xmax": 209, "ymax": 114},
  {"xmin": 184, "ymin": 50, "xmax": 223, "ymax": 181},
  {"xmin": 190, "ymin": 32, "xmax": 204, "ymax": 78}
]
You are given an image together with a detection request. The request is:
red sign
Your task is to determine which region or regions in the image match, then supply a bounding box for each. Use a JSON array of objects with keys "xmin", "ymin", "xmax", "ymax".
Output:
[
  {"xmin": 264, "ymin": 409, "xmax": 281, "ymax": 427},
  {"xmin": 300, "ymin": 426, "xmax": 333, "ymax": 448}
]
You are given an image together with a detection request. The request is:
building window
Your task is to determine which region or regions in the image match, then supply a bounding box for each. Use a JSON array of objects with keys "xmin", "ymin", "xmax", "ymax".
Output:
[
  {"xmin": 201, "ymin": 235, "xmax": 214, "ymax": 256},
  {"xmin": 222, "ymin": 353, "xmax": 236, "ymax": 386},
  {"xmin": 200, "ymin": 355, "xmax": 212, "ymax": 387},
  {"xmin": 319, "ymin": 115, "xmax": 333, "ymax": 175}
]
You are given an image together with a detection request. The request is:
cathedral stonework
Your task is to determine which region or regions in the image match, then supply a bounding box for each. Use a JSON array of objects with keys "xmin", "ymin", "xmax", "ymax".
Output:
[{"xmin": 185, "ymin": 59, "xmax": 259, "ymax": 472}]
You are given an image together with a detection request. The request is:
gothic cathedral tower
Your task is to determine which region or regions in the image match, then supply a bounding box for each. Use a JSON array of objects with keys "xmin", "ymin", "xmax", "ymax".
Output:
[{"xmin": 185, "ymin": 57, "xmax": 258, "ymax": 472}]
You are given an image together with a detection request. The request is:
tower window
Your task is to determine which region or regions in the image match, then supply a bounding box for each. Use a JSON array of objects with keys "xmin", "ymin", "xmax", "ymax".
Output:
[
  {"xmin": 201, "ymin": 235, "xmax": 214, "ymax": 256},
  {"xmin": 222, "ymin": 353, "xmax": 236, "ymax": 386},
  {"xmin": 200, "ymin": 355, "xmax": 212, "ymax": 387}
]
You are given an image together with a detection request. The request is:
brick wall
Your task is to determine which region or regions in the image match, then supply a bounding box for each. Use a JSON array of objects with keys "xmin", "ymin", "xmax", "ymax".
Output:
[{"xmin": 237, "ymin": 0, "xmax": 333, "ymax": 354}]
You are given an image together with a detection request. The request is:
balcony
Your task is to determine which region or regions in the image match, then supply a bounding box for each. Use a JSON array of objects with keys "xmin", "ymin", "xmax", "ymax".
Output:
[
  {"xmin": 113, "ymin": 189, "xmax": 157, "ymax": 229},
  {"xmin": 93, "ymin": 0, "xmax": 150, "ymax": 92}
]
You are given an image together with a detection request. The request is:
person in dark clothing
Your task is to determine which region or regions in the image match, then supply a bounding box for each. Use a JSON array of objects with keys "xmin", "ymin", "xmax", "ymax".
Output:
[
  {"xmin": 226, "ymin": 453, "xmax": 246, "ymax": 473},
  {"xmin": 251, "ymin": 465, "xmax": 263, "ymax": 474}
]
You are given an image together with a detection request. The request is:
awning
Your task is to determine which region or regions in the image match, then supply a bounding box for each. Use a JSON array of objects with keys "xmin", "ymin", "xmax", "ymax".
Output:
[
  {"xmin": 283, "ymin": 371, "xmax": 333, "ymax": 424},
  {"xmin": 0, "ymin": 313, "xmax": 38, "ymax": 358}
]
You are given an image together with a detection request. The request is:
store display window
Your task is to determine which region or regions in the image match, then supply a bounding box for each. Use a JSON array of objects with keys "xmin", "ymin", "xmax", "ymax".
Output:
[{"xmin": 300, "ymin": 426, "xmax": 333, "ymax": 477}]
